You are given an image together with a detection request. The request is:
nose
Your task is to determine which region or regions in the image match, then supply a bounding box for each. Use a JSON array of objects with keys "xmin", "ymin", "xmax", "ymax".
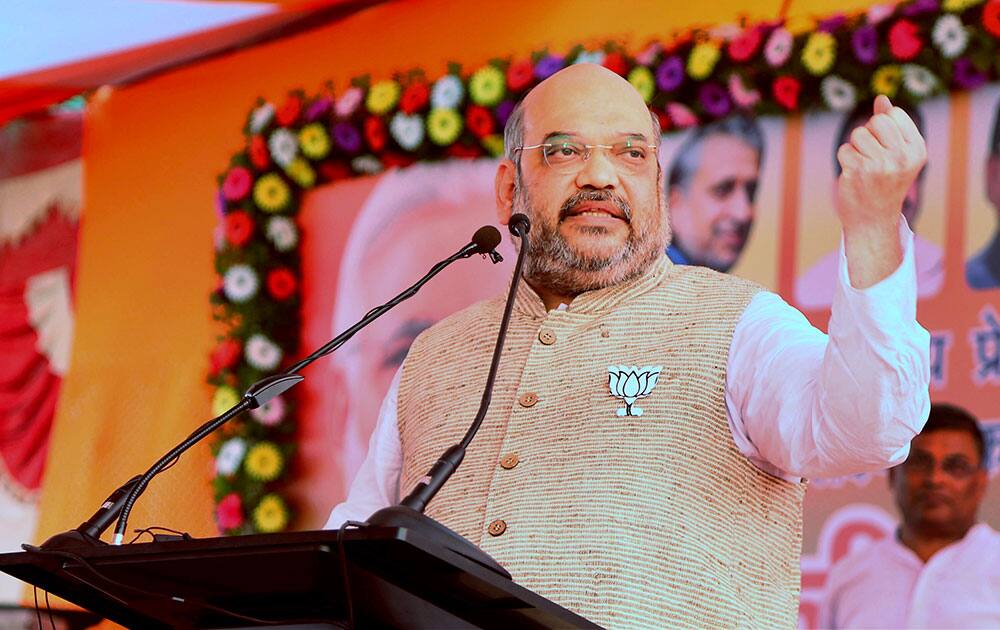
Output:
[
  {"xmin": 728, "ymin": 185, "xmax": 753, "ymax": 222},
  {"xmin": 574, "ymin": 147, "xmax": 619, "ymax": 190}
]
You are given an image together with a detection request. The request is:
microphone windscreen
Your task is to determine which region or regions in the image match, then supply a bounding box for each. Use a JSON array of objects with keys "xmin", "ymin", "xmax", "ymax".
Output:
[
  {"xmin": 472, "ymin": 225, "xmax": 502, "ymax": 253},
  {"xmin": 508, "ymin": 213, "xmax": 531, "ymax": 235}
]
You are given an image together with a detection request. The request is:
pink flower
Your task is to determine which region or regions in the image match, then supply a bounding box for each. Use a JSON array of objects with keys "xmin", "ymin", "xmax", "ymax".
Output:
[
  {"xmin": 728, "ymin": 74, "xmax": 761, "ymax": 108},
  {"xmin": 222, "ymin": 167, "xmax": 251, "ymax": 202},
  {"xmin": 764, "ymin": 27, "xmax": 793, "ymax": 67},
  {"xmin": 867, "ymin": 3, "xmax": 896, "ymax": 25},
  {"xmin": 216, "ymin": 493, "xmax": 244, "ymax": 530},
  {"xmin": 335, "ymin": 87, "xmax": 363, "ymax": 118},
  {"xmin": 666, "ymin": 102, "xmax": 698, "ymax": 128}
]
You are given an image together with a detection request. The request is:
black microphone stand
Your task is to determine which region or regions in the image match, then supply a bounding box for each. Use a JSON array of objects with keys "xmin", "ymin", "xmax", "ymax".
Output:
[
  {"xmin": 366, "ymin": 214, "xmax": 531, "ymax": 578},
  {"xmin": 38, "ymin": 226, "xmax": 504, "ymax": 551}
]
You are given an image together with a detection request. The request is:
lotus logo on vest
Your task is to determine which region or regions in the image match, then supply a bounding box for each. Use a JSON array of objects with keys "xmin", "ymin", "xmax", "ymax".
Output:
[{"xmin": 607, "ymin": 365, "xmax": 663, "ymax": 417}]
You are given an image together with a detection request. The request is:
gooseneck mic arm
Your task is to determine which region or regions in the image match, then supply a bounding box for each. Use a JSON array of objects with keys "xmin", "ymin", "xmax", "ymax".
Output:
[
  {"xmin": 366, "ymin": 213, "xmax": 531, "ymax": 578},
  {"xmin": 397, "ymin": 214, "xmax": 531, "ymax": 513},
  {"xmin": 39, "ymin": 225, "xmax": 504, "ymax": 550}
]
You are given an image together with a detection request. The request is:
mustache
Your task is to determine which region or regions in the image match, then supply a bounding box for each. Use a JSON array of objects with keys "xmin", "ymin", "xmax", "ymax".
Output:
[{"xmin": 558, "ymin": 189, "xmax": 632, "ymax": 223}]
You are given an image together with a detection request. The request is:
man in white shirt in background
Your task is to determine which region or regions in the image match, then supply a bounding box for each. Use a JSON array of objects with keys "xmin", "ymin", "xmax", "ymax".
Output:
[
  {"xmin": 821, "ymin": 403, "xmax": 1000, "ymax": 628},
  {"xmin": 326, "ymin": 64, "xmax": 930, "ymax": 626}
]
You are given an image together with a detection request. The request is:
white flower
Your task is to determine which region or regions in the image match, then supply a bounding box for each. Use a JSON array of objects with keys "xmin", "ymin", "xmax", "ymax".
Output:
[
  {"xmin": 216, "ymin": 437, "xmax": 247, "ymax": 476},
  {"xmin": 266, "ymin": 216, "xmax": 298, "ymax": 252},
  {"xmin": 251, "ymin": 396, "xmax": 286, "ymax": 426},
  {"xmin": 351, "ymin": 155, "xmax": 383, "ymax": 174},
  {"xmin": 820, "ymin": 75, "xmax": 858, "ymax": 112},
  {"xmin": 430, "ymin": 75, "xmax": 464, "ymax": 109},
  {"xmin": 245, "ymin": 334, "xmax": 282, "ymax": 371},
  {"xmin": 249, "ymin": 103, "xmax": 275, "ymax": 133},
  {"xmin": 932, "ymin": 14, "xmax": 969, "ymax": 59},
  {"xmin": 335, "ymin": 87, "xmax": 363, "ymax": 117},
  {"xmin": 389, "ymin": 112, "xmax": 425, "ymax": 150},
  {"xmin": 902, "ymin": 64, "xmax": 939, "ymax": 98},
  {"xmin": 573, "ymin": 50, "xmax": 606, "ymax": 65},
  {"xmin": 223, "ymin": 264, "xmax": 259, "ymax": 303},
  {"xmin": 268, "ymin": 128, "xmax": 298, "ymax": 168}
]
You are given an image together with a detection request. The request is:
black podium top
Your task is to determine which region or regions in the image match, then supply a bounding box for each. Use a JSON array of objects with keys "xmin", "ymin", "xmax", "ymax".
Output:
[{"xmin": 0, "ymin": 527, "xmax": 600, "ymax": 629}]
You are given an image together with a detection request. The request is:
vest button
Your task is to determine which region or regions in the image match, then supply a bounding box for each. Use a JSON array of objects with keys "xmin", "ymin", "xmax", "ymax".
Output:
[
  {"xmin": 499, "ymin": 453, "xmax": 520, "ymax": 469},
  {"xmin": 518, "ymin": 392, "xmax": 538, "ymax": 407},
  {"xmin": 487, "ymin": 519, "xmax": 507, "ymax": 537},
  {"xmin": 538, "ymin": 329, "xmax": 556, "ymax": 345}
]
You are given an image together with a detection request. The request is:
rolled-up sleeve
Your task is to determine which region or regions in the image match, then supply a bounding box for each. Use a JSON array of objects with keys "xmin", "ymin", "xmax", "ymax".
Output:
[{"xmin": 726, "ymin": 220, "xmax": 931, "ymax": 480}]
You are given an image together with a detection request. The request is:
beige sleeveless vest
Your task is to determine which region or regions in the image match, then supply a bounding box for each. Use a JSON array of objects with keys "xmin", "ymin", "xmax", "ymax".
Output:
[{"xmin": 397, "ymin": 257, "xmax": 805, "ymax": 628}]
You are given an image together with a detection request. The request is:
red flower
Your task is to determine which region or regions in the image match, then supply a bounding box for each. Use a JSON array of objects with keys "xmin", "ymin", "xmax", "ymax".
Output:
[
  {"xmin": 224, "ymin": 211, "xmax": 254, "ymax": 247},
  {"xmin": 364, "ymin": 116, "xmax": 387, "ymax": 152},
  {"xmin": 319, "ymin": 161, "xmax": 353, "ymax": 181},
  {"xmin": 465, "ymin": 105, "xmax": 495, "ymax": 138},
  {"xmin": 216, "ymin": 493, "xmax": 244, "ymax": 531},
  {"xmin": 266, "ymin": 268, "xmax": 297, "ymax": 300},
  {"xmin": 276, "ymin": 95, "xmax": 302, "ymax": 126},
  {"xmin": 382, "ymin": 152, "xmax": 416, "ymax": 169},
  {"xmin": 249, "ymin": 135, "xmax": 269, "ymax": 170},
  {"xmin": 656, "ymin": 110, "xmax": 672, "ymax": 133},
  {"xmin": 222, "ymin": 167, "xmax": 251, "ymax": 202},
  {"xmin": 210, "ymin": 338, "xmax": 242, "ymax": 375},
  {"xmin": 506, "ymin": 59, "xmax": 535, "ymax": 91},
  {"xmin": 446, "ymin": 143, "xmax": 483, "ymax": 159},
  {"xmin": 983, "ymin": 0, "xmax": 1000, "ymax": 38},
  {"xmin": 888, "ymin": 19, "xmax": 923, "ymax": 61},
  {"xmin": 399, "ymin": 82, "xmax": 430, "ymax": 114},
  {"xmin": 772, "ymin": 75, "xmax": 801, "ymax": 110},
  {"xmin": 602, "ymin": 52, "xmax": 629, "ymax": 76},
  {"xmin": 728, "ymin": 28, "xmax": 763, "ymax": 62}
]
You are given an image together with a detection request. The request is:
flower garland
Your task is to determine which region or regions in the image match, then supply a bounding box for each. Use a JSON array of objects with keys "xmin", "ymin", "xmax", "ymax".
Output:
[{"xmin": 210, "ymin": 0, "xmax": 1000, "ymax": 534}]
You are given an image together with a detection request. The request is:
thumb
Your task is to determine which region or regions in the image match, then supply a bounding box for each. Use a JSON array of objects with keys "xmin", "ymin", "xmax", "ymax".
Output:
[{"xmin": 874, "ymin": 94, "xmax": 892, "ymax": 115}]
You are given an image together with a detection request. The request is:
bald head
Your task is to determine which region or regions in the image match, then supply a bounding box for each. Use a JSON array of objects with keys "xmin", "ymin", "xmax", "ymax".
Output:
[{"xmin": 504, "ymin": 64, "xmax": 660, "ymax": 160}]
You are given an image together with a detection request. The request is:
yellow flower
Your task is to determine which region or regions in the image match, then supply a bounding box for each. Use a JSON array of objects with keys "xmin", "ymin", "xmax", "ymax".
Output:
[
  {"xmin": 426, "ymin": 108, "xmax": 463, "ymax": 145},
  {"xmin": 871, "ymin": 65, "xmax": 902, "ymax": 98},
  {"xmin": 366, "ymin": 80, "xmax": 401, "ymax": 115},
  {"xmin": 252, "ymin": 493, "xmax": 289, "ymax": 533},
  {"xmin": 627, "ymin": 66, "xmax": 655, "ymax": 103},
  {"xmin": 481, "ymin": 134, "xmax": 505, "ymax": 157},
  {"xmin": 252, "ymin": 173, "xmax": 291, "ymax": 213},
  {"xmin": 942, "ymin": 0, "xmax": 984, "ymax": 10},
  {"xmin": 687, "ymin": 43, "xmax": 721, "ymax": 80},
  {"xmin": 284, "ymin": 157, "xmax": 316, "ymax": 189},
  {"xmin": 801, "ymin": 32, "xmax": 837, "ymax": 76},
  {"xmin": 212, "ymin": 386, "xmax": 240, "ymax": 417},
  {"xmin": 468, "ymin": 65, "xmax": 506, "ymax": 106},
  {"xmin": 298, "ymin": 123, "xmax": 330, "ymax": 160},
  {"xmin": 244, "ymin": 441, "xmax": 284, "ymax": 482}
]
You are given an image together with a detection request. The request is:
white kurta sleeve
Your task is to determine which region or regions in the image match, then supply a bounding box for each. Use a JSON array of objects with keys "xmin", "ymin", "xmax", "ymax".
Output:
[
  {"xmin": 324, "ymin": 367, "xmax": 403, "ymax": 528},
  {"xmin": 726, "ymin": 220, "xmax": 931, "ymax": 480}
]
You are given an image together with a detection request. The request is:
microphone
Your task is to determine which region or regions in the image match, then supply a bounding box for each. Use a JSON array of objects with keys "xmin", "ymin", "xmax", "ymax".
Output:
[
  {"xmin": 367, "ymin": 212, "xmax": 533, "ymax": 578},
  {"xmin": 40, "ymin": 225, "xmax": 505, "ymax": 549},
  {"xmin": 508, "ymin": 213, "xmax": 531, "ymax": 236}
]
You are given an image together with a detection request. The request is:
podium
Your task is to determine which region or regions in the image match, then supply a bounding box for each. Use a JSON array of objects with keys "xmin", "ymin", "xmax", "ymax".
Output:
[{"xmin": 0, "ymin": 526, "xmax": 600, "ymax": 629}]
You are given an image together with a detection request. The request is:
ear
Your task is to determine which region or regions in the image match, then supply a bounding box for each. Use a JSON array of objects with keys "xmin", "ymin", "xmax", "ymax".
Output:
[
  {"xmin": 495, "ymin": 159, "xmax": 516, "ymax": 225},
  {"xmin": 972, "ymin": 468, "xmax": 989, "ymax": 504}
]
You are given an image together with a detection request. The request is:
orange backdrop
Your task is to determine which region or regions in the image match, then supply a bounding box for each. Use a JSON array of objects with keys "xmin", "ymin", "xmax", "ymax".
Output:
[{"xmin": 34, "ymin": 0, "xmax": 881, "ymax": 556}]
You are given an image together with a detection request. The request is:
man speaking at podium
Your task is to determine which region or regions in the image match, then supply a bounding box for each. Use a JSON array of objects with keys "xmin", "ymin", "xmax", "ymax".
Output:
[{"xmin": 326, "ymin": 64, "xmax": 930, "ymax": 627}]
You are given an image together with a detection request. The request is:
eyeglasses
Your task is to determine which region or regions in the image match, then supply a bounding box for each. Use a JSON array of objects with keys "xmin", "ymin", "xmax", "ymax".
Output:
[
  {"xmin": 515, "ymin": 139, "xmax": 658, "ymax": 174},
  {"xmin": 901, "ymin": 453, "xmax": 980, "ymax": 479}
]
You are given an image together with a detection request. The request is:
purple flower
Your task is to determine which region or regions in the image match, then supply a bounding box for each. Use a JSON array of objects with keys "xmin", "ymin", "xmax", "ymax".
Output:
[
  {"xmin": 304, "ymin": 97, "xmax": 332, "ymax": 122},
  {"xmin": 902, "ymin": 0, "xmax": 939, "ymax": 16},
  {"xmin": 495, "ymin": 100, "xmax": 516, "ymax": 128},
  {"xmin": 852, "ymin": 25, "xmax": 879, "ymax": 65},
  {"xmin": 699, "ymin": 82, "xmax": 732, "ymax": 118},
  {"xmin": 215, "ymin": 190, "xmax": 227, "ymax": 218},
  {"xmin": 656, "ymin": 56, "xmax": 684, "ymax": 91},
  {"xmin": 953, "ymin": 58, "xmax": 987, "ymax": 90},
  {"xmin": 818, "ymin": 14, "xmax": 847, "ymax": 33},
  {"xmin": 534, "ymin": 55, "xmax": 565, "ymax": 80},
  {"xmin": 332, "ymin": 122, "xmax": 362, "ymax": 153}
]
